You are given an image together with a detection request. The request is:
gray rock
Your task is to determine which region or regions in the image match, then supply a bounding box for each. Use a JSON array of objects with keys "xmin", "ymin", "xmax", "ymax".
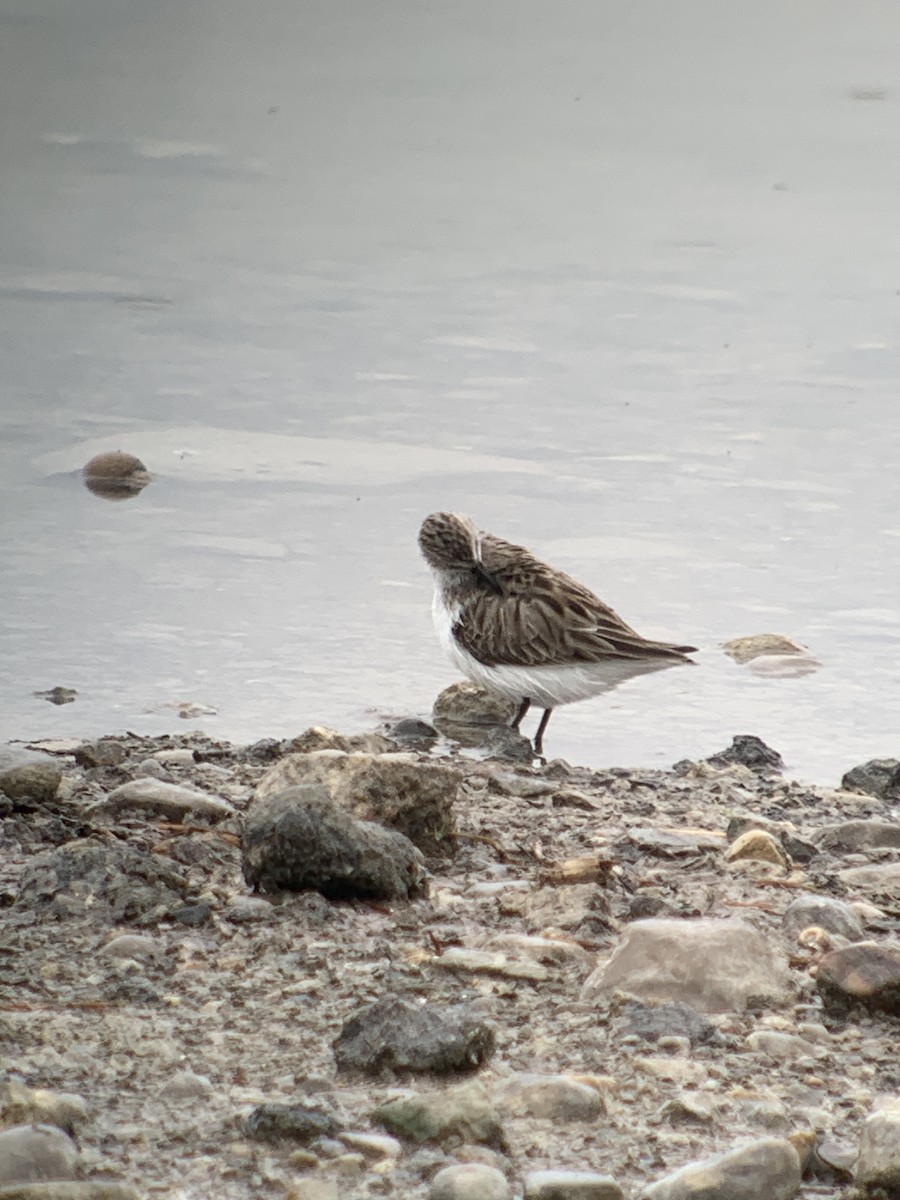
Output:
[
  {"xmin": 286, "ymin": 726, "xmax": 394, "ymax": 754},
  {"xmin": 0, "ymin": 1124, "xmax": 77, "ymax": 1184},
  {"xmin": 841, "ymin": 758, "xmax": 900, "ymax": 799},
  {"xmin": 782, "ymin": 895, "xmax": 865, "ymax": 942},
  {"xmin": 495, "ymin": 1074, "xmax": 603, "ymax": 1122},
  {"xmin": 100, "ymin": 934, "xmax": 162, "ymax": 959},
  {"xmin": 93, "ymin": 778, "xmax": 236, "ymax": 821},
  {"xmin": 373, "ymin": 1080, "xmax": 506, "ymax": 1149},
  {"xmin": 855, "ymin": 1101, "xmax": 900, "ymax": 1195},
  {"xmin": 637, "ymin": 1136, "xmax": 801, "ymax": 1199},
  {"xmin": 745, "ymin": 1031, "xmax": 808, "ymax": 1059},
  {"xmin": 0, "ymin": 1082, "xmax": 89, "ymax": 1136},
  {"xmin": 159, "ymin": 1069, "xmax": 213, "ymax": 1099},
  {"xmin": 618, "ymin": 1002, "xmax": 720, "ymax": 1047},
  {"xmin": 814, "ymin": 819, "xmax": 900, "ymax": 853},
  {"xmin": 523, "ymin": 1170, "xmax": 624, "ymax": 1199},
  {"xmin": 0, "ymin": 764, "xmax": 62, "ymax": 804},
  {"xmin": 254, "ymin": 751, "xmax": 458, "ymax": 855},
  {"xmin": 581, "ymin": 918, "xmax": 791, "ymax": 1013},
  {"xmin": 388, "ymin": 718, "xmax": 439, "ymax": 747},
  {"xmin": 243, "ymin": 1101, "xmax": 337, "ymax": 1143},
  {"xmin": 432, "ymin": 682, "xmax": 517, "ymax": 727},
  {"xmin": 333, "ymin": 996, "xmax": 495, "ymax": 1075},
  {"xmin": 430, "ymin": 1163, "xmax": 510, "ymax": 1200},
  {"xmin": 73, "ymin": 740, "xmax": 126, "ymax": 768},
  {"xmin": 241, "ymin": 784, "xmax": 426, "ymax": 900},
  {"xmin": 838, "ymin": 862, "xmax": 900, "ymax": 900},
  {"xmin": 16, "ymin": 839, "xmax": 189, "ymax": 922}
]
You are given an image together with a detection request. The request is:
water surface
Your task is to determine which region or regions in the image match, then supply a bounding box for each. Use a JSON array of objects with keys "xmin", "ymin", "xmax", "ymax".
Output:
[{"xmin": 2, "ymin": 0, "xmax": 899, "ymax": 781}]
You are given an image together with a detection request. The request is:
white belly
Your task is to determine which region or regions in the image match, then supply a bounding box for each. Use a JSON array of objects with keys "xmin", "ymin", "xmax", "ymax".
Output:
[{"xmin": 431, "ymin": 591, "xmax": 680, "ymax": 710}]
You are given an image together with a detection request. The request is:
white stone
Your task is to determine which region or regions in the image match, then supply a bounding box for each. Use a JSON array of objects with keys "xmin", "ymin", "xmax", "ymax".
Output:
[{"xmin": 430, "ymin": 1162, "xmax": 510, "ymax": 1200}]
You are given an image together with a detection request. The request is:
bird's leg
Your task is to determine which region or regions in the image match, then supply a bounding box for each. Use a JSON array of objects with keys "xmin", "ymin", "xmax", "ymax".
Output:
[
  {"xmin": 511, "ymin": 697, "xmax": 531, "ymax": 731},
  {"xmin": 533, "ymin": 708, "xmax": 553, "ymax": 757}
]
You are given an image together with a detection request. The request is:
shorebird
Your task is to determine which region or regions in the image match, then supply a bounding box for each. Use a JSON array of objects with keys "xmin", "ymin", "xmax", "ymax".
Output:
[{"xmin": 418, "ymin": 511, "xmax": 696, "ymax": 757}]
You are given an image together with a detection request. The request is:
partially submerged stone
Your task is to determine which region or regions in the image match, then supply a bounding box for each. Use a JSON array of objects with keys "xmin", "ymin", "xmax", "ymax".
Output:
[
  {"xmin": 582, "ymin": 918, "xmax": 791, "ymax": 1013},
  {"xmin": 82, "ymin": 450, "xmax": 151, "ymax": 498},
  {"xmin": 242, "ymin": 784, "xmax": 426, "ymax": 900}
]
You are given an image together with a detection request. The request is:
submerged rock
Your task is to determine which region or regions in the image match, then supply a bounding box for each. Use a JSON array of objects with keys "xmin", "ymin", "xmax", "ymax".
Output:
[
  {"xmin": 706, "ymin": 736, "xmax": 784, "ymax": 773},
  {"xmin": 242, "ymin": 784, "xmax": 426, "ymax": 900}
]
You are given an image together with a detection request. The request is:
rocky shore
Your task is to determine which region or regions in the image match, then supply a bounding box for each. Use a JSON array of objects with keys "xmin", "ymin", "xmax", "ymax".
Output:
[{"xmin": 1, "ymin": 686, "xmax": 899, "ymax": 1200}]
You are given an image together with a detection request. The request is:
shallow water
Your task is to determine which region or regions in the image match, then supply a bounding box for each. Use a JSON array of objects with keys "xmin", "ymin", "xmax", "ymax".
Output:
[{"xmin": 2, "ymin": 0, "xmax": 899, "ymax": 781}]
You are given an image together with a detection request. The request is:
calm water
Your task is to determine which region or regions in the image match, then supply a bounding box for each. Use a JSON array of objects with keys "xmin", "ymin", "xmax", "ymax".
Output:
[{"xmin": 2, "ymin": 0, "xmax": 899, "ymax": 782}]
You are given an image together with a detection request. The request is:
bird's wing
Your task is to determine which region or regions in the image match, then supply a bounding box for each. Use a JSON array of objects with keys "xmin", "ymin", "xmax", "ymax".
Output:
[{"xmin": 455, "ymin": 534, "xmax": 695, "ymax": 667}]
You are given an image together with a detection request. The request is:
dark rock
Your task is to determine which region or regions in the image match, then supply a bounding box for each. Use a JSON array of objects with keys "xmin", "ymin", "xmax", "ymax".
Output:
[
  {"xmin": 840, "ymin": 758, "xmax": 900, "ymax": 800},
  {"xmin": 388, "ymin": 718, "xmax": 439, "ymax": 747},
  {"xmin": 627, "ymin": 894, "xmax": 673, "ymax": 921},
  {"xmin": 481, "ymin": 726, "xmax": 535, "ymax": 762},
  {"xmin": 170, "ymin": 903, "xmax": 212, "ymax": 926},
  {"xmin": 254, "ymin": 754, "xmax": 457, "ymax": 856},
  {"xmin": 0, "ymin": 764, "xmax": 62, "ymax": 805},
  {"xmin": 82, "ymin": 450, "xmax": 150, "ymax": 498},
  {"xmin": 244, "ymin": 738, "xmax": 284, "ymax": 763},
  {"xmin": 618, "ymin": 1001, "xmax": 720, "ymax": 1047},
  {"xmin": 33, "ymin": 687, "xmax": 77, "ymax": 705},
  {"xmin": 16, "ymin": 839, "xmax": 190, "ymax": 923},
  {"xmin": 816, "ymin": 942, "xmax": 900, "ymax": 1016},
  {"xmin": 333, "ymin": 996, "xmax": 495, "ymax": 1075},
  {"xmin": 242, "ymin": 1101, "xmax": 337, "ymax": 1144},
  {"xmin": 242, "ymin": 784, "xmax": 426, "ymax": 900},
  {"xmin": 706, "ymin": 735, "xmax": 784, "ymax": 773}
]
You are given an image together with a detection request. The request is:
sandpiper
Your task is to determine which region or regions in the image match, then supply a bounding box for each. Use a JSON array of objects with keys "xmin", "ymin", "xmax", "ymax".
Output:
[{"xmin": 418, "ymin": 511, "xmax": 697, "ymax": 756}]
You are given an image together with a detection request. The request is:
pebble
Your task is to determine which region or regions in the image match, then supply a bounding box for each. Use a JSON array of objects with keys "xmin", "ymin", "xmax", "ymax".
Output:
[
  {"xmin": 782, "ymin": 895, "xmax": 864, "ymax": 941},
  {"xmin": 495, "ymin": 1074, "xmax": 604, "ymax": 1121},
  {"xmin": 430, "ymin": 1162, "xmax": 510, "ymax": 1200},
  {"xmin": 724, "ymin": 829, "xmax": 790, "ymax": 869},
  {"xmin": 636, "ymin": 1135, "xmax": 801, "ymax": 1199},
  {"xmin": 0, "ymin": 1083, "xmax": 89, "ymax": 1136},
  {"xmin": 433, "ymin": 947, "xmax": 550, "ymax": 981},
  {"xmin": 0, "ymin": 764, "xmax": 62, "ymax": 804},
  {"xmin": 373, "ymin": 1081, "xmax": 505, "ymax": 1149},
  {"xmin": 94, "ymin": 778, "xmax": 236, "ymax": 820},
  {"xmin": 745, "ymin": 1031, "xmax": 809, "ymax": 1060},
  {"xmin": 523, "ymin": 1169, "xmax": 624, "ymax": 1199},
  {"xmin": 854, "ymin": 1101, "xmax": 900, "ymax": 1194},
  {"xmin": 158, "ymin": 1070, "xmax": 213, "ymax": 1100},
  {"xmin": 100, "ymin": 934, "xmax": 161, "ymax": 959},
  {"xmin": 0, "ymin": 1124, "xmax": 78, "ymax": 1184},
  {"xmin": 337, "ymin": 1132, "xmax": 402, "ymax": 1160}
]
